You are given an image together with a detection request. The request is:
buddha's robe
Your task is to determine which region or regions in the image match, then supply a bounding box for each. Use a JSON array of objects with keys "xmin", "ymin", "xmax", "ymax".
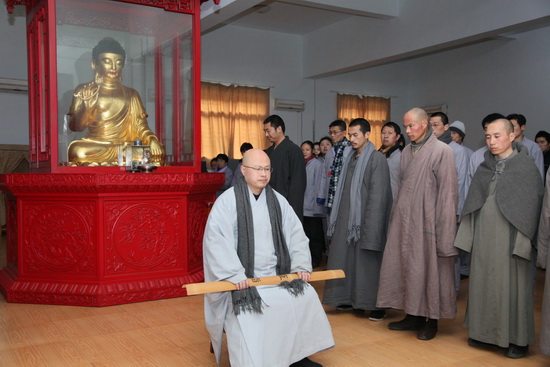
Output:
[{"xmin": 68, "ymin": 85, "xmax": 164, "ymax": 164}]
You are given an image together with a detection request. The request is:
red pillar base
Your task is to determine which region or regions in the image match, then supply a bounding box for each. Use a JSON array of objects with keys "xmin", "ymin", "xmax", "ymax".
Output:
[{"xmin": 0, "ymin": 264, "xmax": 204, "ymax": 306}]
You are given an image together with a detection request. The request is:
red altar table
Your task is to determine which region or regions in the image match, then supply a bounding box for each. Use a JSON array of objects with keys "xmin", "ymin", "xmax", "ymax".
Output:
[
  {"xmin": 1, "ymin": 0, "xmax": 222, "ymax": 306},
  {"xmin": 0, "ymin": 172, "xmax": 223, "ymax": 306}
]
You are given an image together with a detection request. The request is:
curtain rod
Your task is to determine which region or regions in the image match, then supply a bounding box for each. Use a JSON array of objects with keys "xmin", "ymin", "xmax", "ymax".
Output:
[
  {"xmin": 202, "ymin": 79, "xmax": 273, "ymax": 89},
  {"xmin": 330, "ymin": 90, "xmax": 397, "ymax": 99}
]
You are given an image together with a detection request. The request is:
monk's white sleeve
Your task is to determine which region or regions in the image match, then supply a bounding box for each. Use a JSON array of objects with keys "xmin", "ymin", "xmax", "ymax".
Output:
[{"xmin": 203, "ymin": 190, "xmax": 247, "ymax": 284}]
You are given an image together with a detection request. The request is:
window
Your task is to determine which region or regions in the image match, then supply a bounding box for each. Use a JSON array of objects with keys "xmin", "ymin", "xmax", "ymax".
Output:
[
  {"xmin": 201, "ymin": 82, "xmax": 270, "ymax": 160},
  {"xmin": 337, "ymin": 94, "xmax": 391, "ymax": 149}
]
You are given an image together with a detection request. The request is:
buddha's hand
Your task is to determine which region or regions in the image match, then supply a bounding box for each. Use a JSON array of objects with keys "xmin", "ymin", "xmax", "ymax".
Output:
[
  {"xmin": 74, "ymin": 82, "xmax": 100, "ymax": 109},
  {"xmin": 149, "ymin": 137, "xmax": 164, "ymax": 162}
]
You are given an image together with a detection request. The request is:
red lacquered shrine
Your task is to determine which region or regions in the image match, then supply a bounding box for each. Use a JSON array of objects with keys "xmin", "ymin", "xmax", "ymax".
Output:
[{"xmin": 0, "ymin": 0, "xmax": 223, "ymax": 306}]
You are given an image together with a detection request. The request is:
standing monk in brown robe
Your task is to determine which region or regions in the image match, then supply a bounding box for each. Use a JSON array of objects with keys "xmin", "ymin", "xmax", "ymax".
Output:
[{"xmin": 377, "ymin": 107, "xmax": 458, "ymax": 341}]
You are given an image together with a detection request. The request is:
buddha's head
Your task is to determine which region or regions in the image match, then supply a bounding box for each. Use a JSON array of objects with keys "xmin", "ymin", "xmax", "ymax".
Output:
[{"xmin": 91, "ymin": 38, "xmax": 126, "ymax": 82}]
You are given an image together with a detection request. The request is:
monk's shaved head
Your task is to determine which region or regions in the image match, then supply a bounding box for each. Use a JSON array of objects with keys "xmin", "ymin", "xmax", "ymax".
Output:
[
  {"xmin": 406, "ymin": 107, "xmax": 428, "ymax": 123},
  {"xmin": 488, "ymin": 118, "xmax": 514, "ymax": 135},
  {"xmin": 242, "ymin": 148, "xmax": 270, "ymax": 167},
  {"xmin": 241, "ymin": 149, "xmax": 271, "ymax": 194},
  {"xmin": 485, "ymin": 118, "xmax": 515, "ymax": 159},
  {"xmin": 403, "ymin": 107, "xmax": 429, "ymax": 143}
]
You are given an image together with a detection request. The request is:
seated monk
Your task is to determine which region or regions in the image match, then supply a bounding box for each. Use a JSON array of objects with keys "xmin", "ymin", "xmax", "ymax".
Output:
[
  {"xmin": 203, "ymin": 149, "xmax": 334, "ymax": 367},
  {"xmin": 67, "ymin": 37, "xmax": 165, "ymax": 166}
]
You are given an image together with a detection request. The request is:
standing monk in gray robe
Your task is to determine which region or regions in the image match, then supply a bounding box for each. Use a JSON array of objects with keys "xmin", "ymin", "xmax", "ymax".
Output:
[
  {"xmin": 537, "ymin": 169, "xmax": 550, "ymax": 356},
  {"xmin": 203, "ymin": 149, "xmax": 334, "ymax": 367},
  {"xmin": 377, "ymin": 107, "xmax": 458, "ymax": 341},
  {"xmin": 455, "ymin": 118, "xmax": 543, "ymax": 359},
  {"xmin": 322, "ymin": 118, "xmax": 392, "ymax": 321}
]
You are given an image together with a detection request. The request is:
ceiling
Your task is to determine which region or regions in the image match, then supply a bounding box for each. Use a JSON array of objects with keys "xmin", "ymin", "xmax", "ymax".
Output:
[
  {"xmin": 200, "ymin": 0, "xmax": 550, "ymax": 78},
  {"xmin": 227, "ymin": 1, "xmax": 355, "ymax": 35},
  {"xmin": 202, "ymin": 0, "xmax": 550, "ymax": 38},
  {"xmin": 201, "ymin": 0, "xmax": 398, "ymax": 35}
]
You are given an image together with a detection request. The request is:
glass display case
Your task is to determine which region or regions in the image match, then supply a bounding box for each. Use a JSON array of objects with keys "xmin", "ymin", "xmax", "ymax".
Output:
[
  {"xmin": 1, "ymin": 0, "xmax": 224, "ymax": 307},
  {"xmin": 22, "ymin": 0, "xmax": 201, "ymax": 172}
]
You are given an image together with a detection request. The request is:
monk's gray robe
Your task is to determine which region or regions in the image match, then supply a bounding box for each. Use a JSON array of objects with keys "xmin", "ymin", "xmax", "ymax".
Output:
[
  {"xmin": 455, "ymin": 146, "xmax": 543, "ymax": 348},
  {"xmin": 386, "ymin": 148, "xmax": 401, "ymax": 202},
  {"xmin": 203, "ymin": 186, "xmax": 334, "ymax": 367},
  {"xmin": 455, "ymin": 180, "xmax": 535, "ymax": 347},
  {"xmin": 536, "ymin": 169, "xmax": 550, "ymax": 355},
  {"xmin": 323, "ymin": 150, "xmax": 392, "ymax": 310}
]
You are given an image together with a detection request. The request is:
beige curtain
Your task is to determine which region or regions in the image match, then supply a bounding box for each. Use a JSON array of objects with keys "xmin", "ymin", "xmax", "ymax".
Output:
[
  {"xmin": 201, "ymin": 82, "xmax": 270, "ymax": 161},
  {"xmin": 337, "ymin": 94, "xmax": 391, "ymax": 149}
]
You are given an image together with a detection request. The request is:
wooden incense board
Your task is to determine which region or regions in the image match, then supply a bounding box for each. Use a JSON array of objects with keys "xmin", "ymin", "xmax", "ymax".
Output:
[{"xmin": 182, "ymin": 269, "xmax": 345, "ymax": 296}]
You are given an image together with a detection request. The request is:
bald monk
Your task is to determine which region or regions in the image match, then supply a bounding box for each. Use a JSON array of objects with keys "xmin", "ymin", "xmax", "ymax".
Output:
[
  {"xmin": 203, "ymin": 149, "xmax": 334, "ymax": 367},
  {"xmin": 67, "ymin": 37, "xmax": 165, "ymax": 166},
  {"xmin": 376, "ymin": 107, "xmax": 458, "ymax": 341},
  {"xmin": 455, "ymin": 118, "xmax": 543, "ymax": 358}
]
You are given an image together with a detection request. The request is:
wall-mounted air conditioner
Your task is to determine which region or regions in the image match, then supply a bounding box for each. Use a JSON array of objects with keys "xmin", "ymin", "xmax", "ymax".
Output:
[
  {"xmin": 0, "ymin": 78, "xmax": 28, "ymax": 94},
  {"xmin": 274, "ymin": 98, "xmax": 305, "ymax": 112},
  {"xmin": 422, "ymin": 104, "xmax": 447, "ymax": 115}
]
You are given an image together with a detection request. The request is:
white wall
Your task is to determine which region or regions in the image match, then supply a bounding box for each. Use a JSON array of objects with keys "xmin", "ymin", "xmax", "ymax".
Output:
[
  {"xmin": 304, "ymin": 0, "xmax": 550, "ymax": 78},
  {"xmin": 0, "ymin": 7, "xmax": 28, "ymax": 145},
  {"xmin": 202, "ymin": 24, "xmax": 550, "ymax": 150},
  {"xmin": 405, "ymin": 26, "xmax": 550, "ymax": 149},
  {"xmin": 201, "ymin": 25, "xmax": 314, "ymax": 145}
]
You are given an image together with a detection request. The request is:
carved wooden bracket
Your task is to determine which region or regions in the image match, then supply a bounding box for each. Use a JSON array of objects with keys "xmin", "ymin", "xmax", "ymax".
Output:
[
  {"xmin": 6, "ymin": 0, "xmax": 30, "ymax": 14},
  {"xmin": 7, "ymin": 0, "xmax": 220, "ymax": 15}
]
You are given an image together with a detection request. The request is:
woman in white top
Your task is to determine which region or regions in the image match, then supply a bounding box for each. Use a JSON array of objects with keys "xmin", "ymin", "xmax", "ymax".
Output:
[
  {"xmin": 301, "ymin": 140, "xmax": 326, "ymax": 268},
  {"xmin": 318, "ymin": 136, "xmax": 332, "ymax": 161}
]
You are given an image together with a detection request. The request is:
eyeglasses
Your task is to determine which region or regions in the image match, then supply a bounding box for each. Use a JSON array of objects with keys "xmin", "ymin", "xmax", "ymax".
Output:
[
  {"xmin": 329, "ymin": 130, "xmax": 344, "ymax": 136},
  {"xmin": 242, "ymin": 165, "xmax": 273, "ymax": 173}
]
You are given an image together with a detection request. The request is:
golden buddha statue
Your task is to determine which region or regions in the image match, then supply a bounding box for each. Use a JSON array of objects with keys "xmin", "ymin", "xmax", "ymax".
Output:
[{"xmin": 67, "ymin": 38, "xmax": 165, "ymax": 166}]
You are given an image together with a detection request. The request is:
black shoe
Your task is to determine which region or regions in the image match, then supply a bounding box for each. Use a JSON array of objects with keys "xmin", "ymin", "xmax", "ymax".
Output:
[
  {"xmin": 468, "ymin": 338, "xmax": 494, "ymax": 349},
  {"xmin": 388, "ymin": 314, "xmax": 426, "ymax": 331},
  {"xmin": 290, "ymin": 357, "xmax": 322, "ymax": 367},
  {"xmin": 368, "ymin": 310, "xmax": 387, "ymax": 321},
  {"xmin": 417, "ymin": 319, "xmax": 438, "ymax": 340},
  {"xmin": 505, "ymin": 344, "xmax": 528, "ymax": 359},
  {"xmin": 336, "ymin": 304, "xmax": 353, "ymax": 311}
]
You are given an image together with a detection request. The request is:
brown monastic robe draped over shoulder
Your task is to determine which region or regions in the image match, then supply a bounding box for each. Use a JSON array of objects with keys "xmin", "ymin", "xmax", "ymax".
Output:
[{"xmin": 376, "ymin": 132, "xmax": 458, "ymax": 319}]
